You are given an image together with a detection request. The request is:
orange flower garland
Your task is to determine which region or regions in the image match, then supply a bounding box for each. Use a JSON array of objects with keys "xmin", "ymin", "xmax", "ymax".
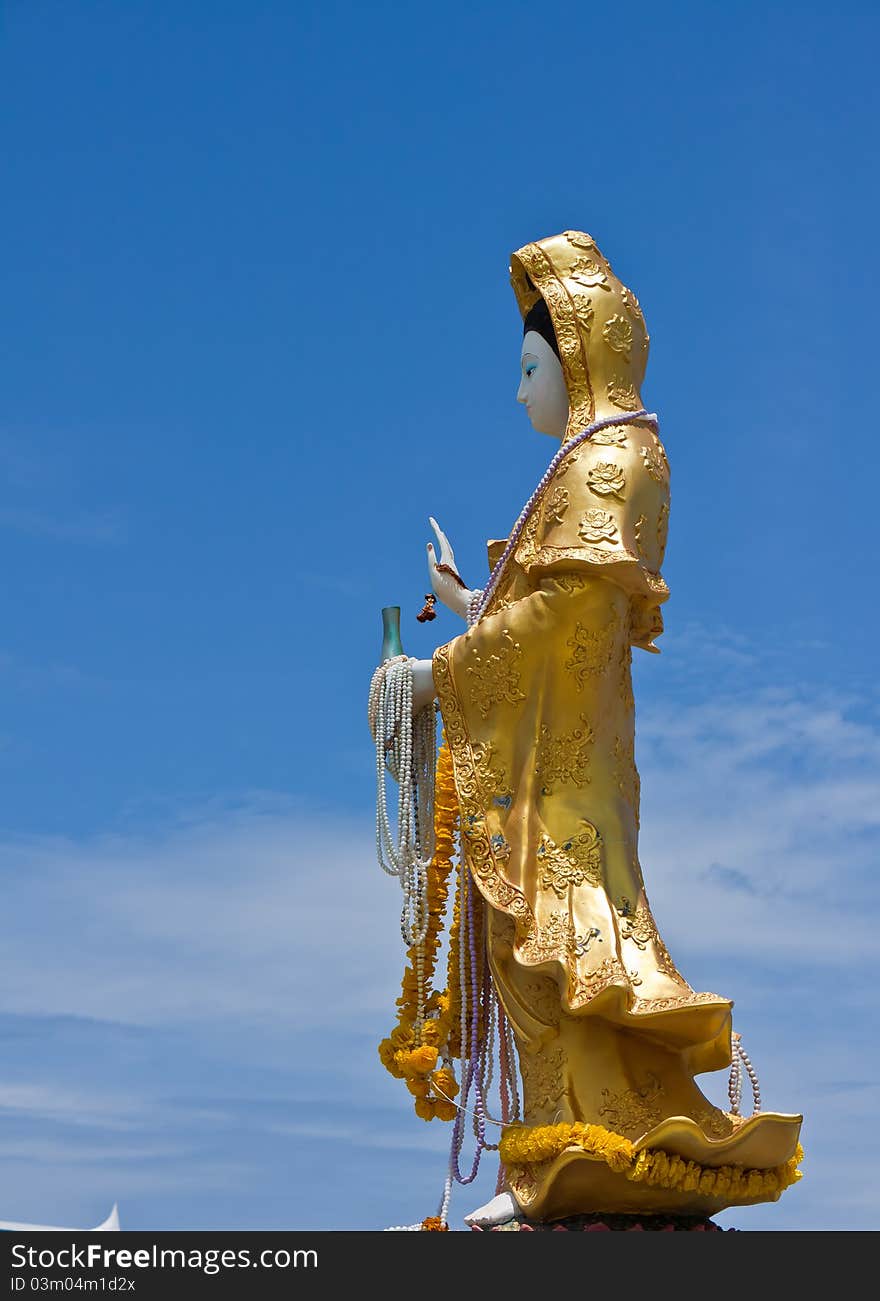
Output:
[
  {"xmin": 499, "ymin": 1121, "xmax": 804, "ymax": 1203},
  {"xmin": 377, "ymin": 737, "xmax": 464, "ymax": 1121}
]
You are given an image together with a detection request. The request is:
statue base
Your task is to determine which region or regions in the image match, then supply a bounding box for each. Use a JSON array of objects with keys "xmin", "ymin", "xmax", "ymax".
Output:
[{"xmin": 469, "ymin": 1211, "xmax": 735, "ymax": 1232}]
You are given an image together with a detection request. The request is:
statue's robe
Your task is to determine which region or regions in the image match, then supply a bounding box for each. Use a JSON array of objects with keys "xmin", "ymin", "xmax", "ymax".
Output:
[{"xmin": 432, "ymin": 232, "xmax": 802, "ymax": 1218}]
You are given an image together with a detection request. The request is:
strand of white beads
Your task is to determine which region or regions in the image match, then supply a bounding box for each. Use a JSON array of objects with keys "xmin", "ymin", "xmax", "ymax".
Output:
[
  {"xmin": 368, "ymin": 655, "xmax": 407, "ymax": 877},
  {"xmin": 368, "ymin": 656, "xmax": 437, "ymax": 955},
  {"xmin": 466, "ymin": 588, "xmax": 484, "ymax": 628},
  {"xmin": 728, "ymin": 1040, "xmax": 743, "ymax": 1115},
  {"xmin": 437, "ymin": 1172, "xmax": 454, "ymax": 1227},
  {"xmin": 736, "ymin": 1036, "xmax": 762, "ymax": 1113}
]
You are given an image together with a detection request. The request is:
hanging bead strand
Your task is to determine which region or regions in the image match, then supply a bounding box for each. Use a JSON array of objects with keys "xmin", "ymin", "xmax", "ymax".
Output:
[{"xmin": 736, "ymin": 1034, "xmax": 762, "ymax": 1114}]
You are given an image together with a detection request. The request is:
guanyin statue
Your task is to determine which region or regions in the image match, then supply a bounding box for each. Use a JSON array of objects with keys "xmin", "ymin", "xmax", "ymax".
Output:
[{"xmin": 369, "ymin": 231, "xmax": 803, "ymax": 1230}]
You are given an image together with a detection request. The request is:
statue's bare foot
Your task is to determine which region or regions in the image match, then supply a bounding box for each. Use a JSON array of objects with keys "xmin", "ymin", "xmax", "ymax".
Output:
[{"xmin": 463, "ymin": 1192, "xmax": 517, "ymax": 1228}]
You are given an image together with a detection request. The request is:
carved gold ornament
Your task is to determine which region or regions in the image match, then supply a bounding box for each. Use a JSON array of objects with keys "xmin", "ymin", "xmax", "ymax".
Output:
[
  {"xmin": 465, "ymin": 629, "xmax": 527, "ymax": 718},
  {"xmin": 565, "ymin": 614, "xmax": 619, "ymax": 686},
  {"xmin": 569, "ymin": 256, "xmax": 609, "ymax": 289},
  {"xmin": 602, "ymin": 314, "xmax": 633, "ymax": 359},
  {"xmin": 471, "ymin": 740, "xmax": 512, "ymax": 802},
  {"xmin": 591, "ymin": 425, "xmax": 629, "ymax": 446},
  {"xmin": 521, "ymin": 1045, "xmax": 566, "ymax": 1110},
  {"xmin": 537, "ymin": 821, "xmax": 604, "ymax": 897},
  {"xmin": 543, "ymin": 485, "xmax": 570, "ymax": 527},
  {"xmin": 578, "ymin": 508, "xmax": 619, "ymax": 544},
  {"xmin": 606, "ymin": 377, "xmax": 640, "ymax": 410},
  {"xmin": 657, "ymin": 500, "xmax": 670, "ymax": 552},
  {"xmin": 615, "ymin": 898, "xmax": 655, "ymax": 951},
  {"xmin": 640, "ymin": 445, "xmax": 667, "ymax": 483},
  {"xmin": 586, "ymin": 461, "xmax": 627, "ymax": 500},
  {"xmin": 573, "ymin": 292, "xmax": 594, "ymax": 330},
  {"xmin": 599, "ymin": 1073, "xmax": 664, "ymax": 1135},
  {"xmin": 564, "ymin": 231, "xmax": 598, "ymax": 251},
  {"xmin": 620, "ymin": 284, "xmax": 644, "ymax": 322},
  {"xmin": 634, "ymin": 513, "xmax": 648, "ymax": 558},
  {"xmin": 519, "ymin": 909, "xmax": 577, "ymax": 964},
  {"xmin": 535, "ymin": 715, "xmax": 594, "ymax": 794}
]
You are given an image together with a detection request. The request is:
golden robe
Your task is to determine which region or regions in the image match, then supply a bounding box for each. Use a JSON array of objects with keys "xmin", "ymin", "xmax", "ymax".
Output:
[{"xmin": 433, "ymin": 232, "xmax": 802, "ymax": 1219}]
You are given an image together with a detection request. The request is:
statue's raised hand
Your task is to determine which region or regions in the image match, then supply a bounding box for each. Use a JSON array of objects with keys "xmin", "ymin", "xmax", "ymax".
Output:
[{"xmin": 427, "ymin": 517, "xmax": 473, "ymax": 621}]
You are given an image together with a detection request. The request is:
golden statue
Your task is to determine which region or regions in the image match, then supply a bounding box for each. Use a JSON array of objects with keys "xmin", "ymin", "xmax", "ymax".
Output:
[{"xmin": 371, "ymin": 231, "xmax": 803, "ymax": 1230}]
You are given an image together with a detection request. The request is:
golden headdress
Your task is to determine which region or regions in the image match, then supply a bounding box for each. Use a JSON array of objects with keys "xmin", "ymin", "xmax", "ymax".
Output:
[{"xmin": 510, "ymin": 231, "xmax": 649, "ymax": 440}]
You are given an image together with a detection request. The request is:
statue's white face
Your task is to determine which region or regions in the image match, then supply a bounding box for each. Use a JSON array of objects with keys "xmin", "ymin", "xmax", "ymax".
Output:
[{"xmin": 517, "ymin": 330, "xmax": 570, "ymax": 439}]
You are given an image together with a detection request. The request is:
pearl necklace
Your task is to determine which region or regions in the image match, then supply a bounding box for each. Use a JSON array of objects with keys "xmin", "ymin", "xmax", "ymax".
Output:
[
  {"xmin": 368, "ymin": 656, "xmax": 437, "ymax": 952},
  {"xmin": 728, "ymin": 1031, "xmax": 762, "ymax": 1116}
]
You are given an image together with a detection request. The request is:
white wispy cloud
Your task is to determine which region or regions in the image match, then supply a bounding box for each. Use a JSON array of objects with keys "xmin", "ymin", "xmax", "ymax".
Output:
[
  {"xmin": 0, "ymin": 807, "xmax": 402, "ymax": 1028},
  {"xmin": 636, "ymin": 683, "xmax": 879, "ymax": 966},
  {"xmin": 0, "ymin": 1083, "xmax": 146, "ymax": 1130}
]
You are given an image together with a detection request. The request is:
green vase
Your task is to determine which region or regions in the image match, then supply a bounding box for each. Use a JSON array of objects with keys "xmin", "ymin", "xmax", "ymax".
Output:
[{"xmin": 381, "ymin": 606, "xmax": 405, "ymax": 662}]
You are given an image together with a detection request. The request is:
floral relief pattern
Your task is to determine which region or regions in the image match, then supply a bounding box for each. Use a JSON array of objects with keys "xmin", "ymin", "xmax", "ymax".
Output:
[
  {"xmin": 564, "ymin": 613, "xmax": 619, "ymax": 687},
  {"xmin": 573, "ymin": 926, "xmax": 603, "ymax": 957},
  {"xmin": 606, "ymin": 377, "xmax": 640, "ymax": 410},
  {"xmin": 571, "ymin": 956, "xmax": 628, "ymax": 1004},
  {"xmin": 602, "ymin": 314, "xmax": 633, "ymax": 359},
  {"xmin": 652, "ymin": 926, "xmax": 681, "ymax": 979},
  {"xmin": 650, "ymin": 432, "xmax": 670, "ymax": 474},
  {"xmin": 598, "ymin": 1073, "xmax": 664, "ymax": 1136},
  {"xmin": 465, "ymin": 629, "xmax": 527, "ymax": 719},
  {"xmin": 552, "ymin": 573, "xmax": 587, "ymax": 594},
  {"xmin": 521, "ymin": 975, "xmax": 563, "ymax": 1027},
  {"xmin": 564, "ymin": 231, "xmax": 598, "ymax": 252},
  {"xmin": 432, "ymin": 644, "xmax": 536, "ymax": 934},
  {"xmin": 630, "ymin": 991, "xmax": 722, "ymax": 1015},
  {"xmin": 634, "ymin": 513, "xmax": 648, "ymax": 559},
  {"xmin": 518, "ymin": 909, "xmax": 576, "ymax": 964},
  {"xmin": 591, "ymin": 425, "xmax": 629, "ymax": 447},
  {"xmin": 696, "ymin": 1108, "xmax": 742, "ymax": 1139},
  {"xmin": 615, "ymin": 897, "xmax": 655, "ymax": 951},
  {"xmin": 521, "ymin": 1044, "xmax": 566, "ymax": 1112},
  {"xmin": 586, "ymin": 461, "xmax": 627, "ymax": 500},
  {"xmin": 578, "ymin": 508, "xmax": 619, "ymax": 544},
  {"xmin": 471, "ymin": 740, "xmax": 512, "ymax": 802},
  {"xmin": 568, "ymin": 256, "xmax": 609, "ymax": 289},
  {"xmin": 543, "ymin": 485, "xmax": 570, "ymax": 528},
  {"xmin": 620, "ymin": 284, "xmax": 645, "ymax": 323},
  {"xmin": 491, "ymin": 833, "xmax": 511, "ymax": 861},
  {"xmin": 657, "ymin": 500, "xmax": 670, "ymax": 553},
  {"xmin": 555, "ymin": 450, "xmax": 580, "ymax": 478},
  {"xmin": 640, "ymin": 445, "xmax": 667, "ymax": 484},
  {"xmin": 535, "ymin": 715, "xmax": 594, "ymax": 794},
  {"xmin": 573, "ymin": 292, "xmax": 594, "ymax": 331},
  {"xmin": 537, "ymin": 821, "xmax": 603, "ymax": 897}
]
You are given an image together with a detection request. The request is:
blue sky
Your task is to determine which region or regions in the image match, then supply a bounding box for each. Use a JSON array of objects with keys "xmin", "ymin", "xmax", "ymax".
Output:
[{"xmin": 0, "ymin": 0, "xmax": 877, "ymax": 1230}]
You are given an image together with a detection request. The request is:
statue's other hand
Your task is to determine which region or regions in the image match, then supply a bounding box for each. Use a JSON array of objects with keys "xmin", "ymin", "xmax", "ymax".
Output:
[{"xmin": 427, "ymin": 516, "xmax": 471, "ymax": 620}]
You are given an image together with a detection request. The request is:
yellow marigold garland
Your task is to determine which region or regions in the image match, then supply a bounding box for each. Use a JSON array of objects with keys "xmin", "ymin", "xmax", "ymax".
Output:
[
  {"xmin": 377, "ymin": 737, "xmax": 464, "ymax": 1122},
  {"xmin": 499, "ymin": 1121, "xmax": 804, "ymax": 1203}
]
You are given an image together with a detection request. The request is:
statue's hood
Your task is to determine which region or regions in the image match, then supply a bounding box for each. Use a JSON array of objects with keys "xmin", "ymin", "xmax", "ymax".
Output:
[{"xmin": 510, "ymin": 231, "xmax": 650, "ymax": 440}]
